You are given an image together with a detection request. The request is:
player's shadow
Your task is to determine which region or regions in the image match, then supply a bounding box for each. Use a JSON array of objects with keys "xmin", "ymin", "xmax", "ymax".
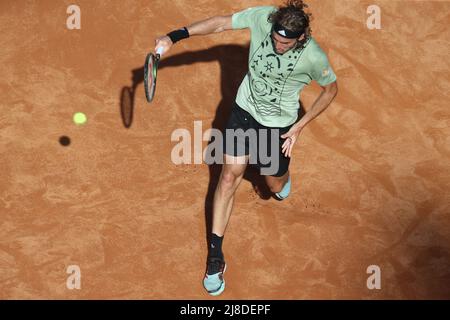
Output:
[{"xmin": 120, "ymin": 44, "xmax": 305, "ymax": 248}]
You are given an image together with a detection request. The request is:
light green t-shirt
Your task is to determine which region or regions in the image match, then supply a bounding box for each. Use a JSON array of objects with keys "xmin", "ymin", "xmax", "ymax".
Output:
[{"xmin": 232, "ymin": 6, "xmax": 337, "ymax": 127}]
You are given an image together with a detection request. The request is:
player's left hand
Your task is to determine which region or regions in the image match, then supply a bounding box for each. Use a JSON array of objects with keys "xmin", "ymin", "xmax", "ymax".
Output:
[{"xmin": 281, "ymin": 125, "xmax": 303, "ymax": 158}]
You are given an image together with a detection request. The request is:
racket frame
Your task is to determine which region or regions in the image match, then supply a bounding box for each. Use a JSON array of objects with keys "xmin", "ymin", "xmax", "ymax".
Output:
[{"xmin": 144, "ymin": 52, "xmax": 160, "ymax": 102}]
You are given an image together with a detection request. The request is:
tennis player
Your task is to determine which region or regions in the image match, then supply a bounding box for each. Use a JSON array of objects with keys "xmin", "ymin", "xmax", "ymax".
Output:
[{"xmin": 155, "ymin": 0, "xmax": 338, "ymax": 296}]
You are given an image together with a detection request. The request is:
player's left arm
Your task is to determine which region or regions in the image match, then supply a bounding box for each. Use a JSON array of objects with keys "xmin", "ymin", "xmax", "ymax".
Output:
[
  {"xmin": 281, "ymin": 80, "xmax": 338, "ymax": 157},
  {"xmin": 296, "ymin": 80, "xmax": 338, "ymax": 129}
]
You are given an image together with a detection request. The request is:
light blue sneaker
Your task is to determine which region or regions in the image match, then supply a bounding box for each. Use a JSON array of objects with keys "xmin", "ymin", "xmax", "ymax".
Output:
[
  {"xmin": 275, "ymin": 176, "xmax": 291, "ymax": 200},
  {"xmin": 203, "ymin": 257, "xmax": 226, "ymax": 296}
]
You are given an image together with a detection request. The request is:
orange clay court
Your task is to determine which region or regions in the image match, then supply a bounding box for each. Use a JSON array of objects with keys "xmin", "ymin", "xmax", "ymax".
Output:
[{"xmin": 1, "ymin": 0, "xmax": 449, "ymax": 299}]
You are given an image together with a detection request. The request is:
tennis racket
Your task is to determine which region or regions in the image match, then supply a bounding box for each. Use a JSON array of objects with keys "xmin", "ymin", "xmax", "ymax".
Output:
[{"xmin": 144, "ymin": 47, "xmax": 163, "ymax": 103}]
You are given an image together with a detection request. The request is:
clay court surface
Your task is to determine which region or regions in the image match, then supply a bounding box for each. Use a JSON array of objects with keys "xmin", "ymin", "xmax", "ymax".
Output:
[{"xmin": 1, "ymin": 0, "xmax": 449, "ymax": 299}]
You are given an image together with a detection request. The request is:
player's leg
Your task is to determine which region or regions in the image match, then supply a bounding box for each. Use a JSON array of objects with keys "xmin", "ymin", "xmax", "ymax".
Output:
[
  {"xmin": 212, "ymin": 155, "xmax": 248, "ymax": 237},
  {"xmin": 260, "ymin": 125, "xmax": 292, "ymax": 200},
  {"xmin": 204, "ymin": 102, "xmax": 250, "ymax": 296},
  {"xmin": 204, "ymin": 155, "xmax": 247, "ymax": 296}
]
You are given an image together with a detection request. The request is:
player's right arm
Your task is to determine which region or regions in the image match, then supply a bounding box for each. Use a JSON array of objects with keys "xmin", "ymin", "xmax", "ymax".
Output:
[
  {"xmin": 155, "ymin": 15, "xmax": 233, "ymax": 56},
  {"xmin": 186, "ymin": 15, "xmax": 233, "ymax": 35}
]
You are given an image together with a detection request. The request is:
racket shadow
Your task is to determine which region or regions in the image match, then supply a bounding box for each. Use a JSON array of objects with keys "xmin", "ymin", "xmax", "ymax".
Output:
[{"xmin": 120, "ymin": 87, "xmax": 134, "ymax": 128}]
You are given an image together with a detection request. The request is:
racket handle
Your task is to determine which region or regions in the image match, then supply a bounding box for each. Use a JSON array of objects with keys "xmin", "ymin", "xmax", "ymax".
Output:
[{"xmin": 156, "ymin": 47, "xmax": 164, "ymax": 56}]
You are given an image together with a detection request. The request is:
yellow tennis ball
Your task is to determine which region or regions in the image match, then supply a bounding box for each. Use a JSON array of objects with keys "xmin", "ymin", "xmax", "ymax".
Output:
[{"xmin": 73, "ymin": 112, "xmax": 87, "ymax": 125}]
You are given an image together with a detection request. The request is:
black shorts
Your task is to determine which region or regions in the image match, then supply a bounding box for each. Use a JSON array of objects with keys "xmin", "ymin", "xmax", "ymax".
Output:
[{"xmin": 223, "ymin": 102, "xmax": 296, "ymax": 177}]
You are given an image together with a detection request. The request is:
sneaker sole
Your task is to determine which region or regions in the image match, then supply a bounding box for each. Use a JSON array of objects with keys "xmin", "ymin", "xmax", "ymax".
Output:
[
  {"xmin": 205, "ymin": 263, "xmax": 227, "ymax": 296},
  {"xmin": 275, "ymin": 176, "xmax": 291, "ymax": 200},
  {"xmin": 208, "ymin": 279, "xmax": 225, "ymax": 296},
  {"xmin": 275, "ymin": 192, "xmax": 289, "ymax": 200}
]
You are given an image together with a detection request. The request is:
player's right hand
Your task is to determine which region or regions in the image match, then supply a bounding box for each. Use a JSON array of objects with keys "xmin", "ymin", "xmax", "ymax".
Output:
[{"xmin": 155, "ymin": 35, "xmax": 173, "ymax": 57}]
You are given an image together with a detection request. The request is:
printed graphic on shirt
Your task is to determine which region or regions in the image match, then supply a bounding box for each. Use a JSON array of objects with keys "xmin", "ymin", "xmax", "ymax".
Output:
[{"xmin": 247, "ymin": 34, "xmax": 309, "ymax": 116}]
